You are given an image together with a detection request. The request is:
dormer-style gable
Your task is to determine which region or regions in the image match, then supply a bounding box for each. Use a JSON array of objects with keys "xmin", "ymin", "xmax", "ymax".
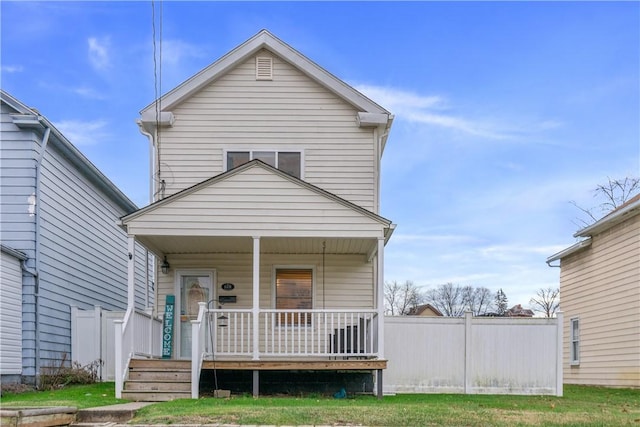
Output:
[{"xmin": 137, "ymin": 30, "xmax": 394, "ymax": 214}]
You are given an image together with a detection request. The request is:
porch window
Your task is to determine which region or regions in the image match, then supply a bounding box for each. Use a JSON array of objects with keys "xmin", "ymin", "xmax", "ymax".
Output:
[
  {"xmin": 570, "ymin": 317, "xmax": 580, "ymax": 365},
  {"xmin": 226, "ymin": 151, "xmax": 301, "ymax": 178},
  {"xmin": 275, "ymin": 268, "xmax": 312, "ymax": 326}
]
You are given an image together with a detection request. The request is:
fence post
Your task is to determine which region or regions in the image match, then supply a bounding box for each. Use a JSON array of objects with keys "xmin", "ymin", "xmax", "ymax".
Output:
[
  {"xmin": 114, "ymin": 319, "xmax": 123, "ymax": 399},
  {"xmin": 146, "ymin": 307, "xmax": 154, "ymax": 356},
  {"xmin": 70, "ymin": 306, "xmax": 78, "ymax": 365},
  {"xmin": 556, "ymin": 311, "xmax": 564, "ymax": 396},
  {"xmin": 464, "ymin": 311, "xmax": 472, "ymax": 394},
  {"xmin": 94, "ymin": 306, "xmax": 102, "ymax": 380}
]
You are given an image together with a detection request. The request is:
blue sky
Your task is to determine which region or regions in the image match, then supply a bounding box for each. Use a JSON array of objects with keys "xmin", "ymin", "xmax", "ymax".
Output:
[{"xmin": 2, "ymin": 1, "xmax": 638, "ymax": 308}]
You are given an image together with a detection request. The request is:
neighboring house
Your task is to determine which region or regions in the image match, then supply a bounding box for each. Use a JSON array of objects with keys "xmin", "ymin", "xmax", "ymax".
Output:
[
  {"xmin": 407, "ymin": 304, "xmax": 443, "ymax": 316},
  {"xmin": 116, "ymin": 30, "xmax": 395, "ymax": 399},
  {"xmin": 0, "ymin": 90, "xmax": 150, "ymax": 385},
  {"xmin": 505, "ymin": 304, "xmax": 534, "ymax": 318},
  {"xmin": 547, "ymin": 194, "xmax": 640, "ymax": 388}
]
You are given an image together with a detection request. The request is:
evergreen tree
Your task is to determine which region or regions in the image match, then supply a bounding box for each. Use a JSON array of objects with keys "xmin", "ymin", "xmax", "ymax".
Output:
[{"xmin": 495, "ymin": 288, "xmax": 508, "ymax": 316}]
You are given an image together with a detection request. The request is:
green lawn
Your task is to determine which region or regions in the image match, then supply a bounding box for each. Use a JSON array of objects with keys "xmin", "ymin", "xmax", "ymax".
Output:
[{"xmin": 2, "ymin": 383, "xmax": 639, "ymax": 426}]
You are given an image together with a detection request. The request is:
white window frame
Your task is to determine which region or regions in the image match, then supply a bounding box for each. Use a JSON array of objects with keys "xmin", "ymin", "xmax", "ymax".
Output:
[
  {"xmin": 570, "ymin": 317, "xmax": 580, "ymax": 366},
  {"xmin": 271, "ymin": 265, "xmax": 316, "ymax": 328},
  {"xmin": 223, "ymin": 149, "xmax": 305, "ymax": 179}
]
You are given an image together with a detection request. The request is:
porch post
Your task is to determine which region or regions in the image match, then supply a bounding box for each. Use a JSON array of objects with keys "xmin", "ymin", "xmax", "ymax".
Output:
[
  {"xmin": 376, "ymin": 237, "xmax": 385, "ymax": 360},
  {"xmin": 127, "ymin": 235, "xmax": 136, "ymax": 309},
  {"xmin": 252, "ymin": 236, "xmax": 260, "ymax": 360}
]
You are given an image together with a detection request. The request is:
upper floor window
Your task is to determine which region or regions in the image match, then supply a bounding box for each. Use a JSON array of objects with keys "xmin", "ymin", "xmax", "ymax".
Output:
[{"xmin": 226, "ymin": 151, "xmax": 301, "ymax": 178}]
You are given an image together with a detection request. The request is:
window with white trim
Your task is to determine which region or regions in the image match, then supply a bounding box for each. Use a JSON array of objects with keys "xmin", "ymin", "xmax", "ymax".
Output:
[
  {"xmin": 275, "ymin": 268, "xmax": 312, "ymax": 326},
  {"xmin": 226, "ymin": 151, "xmax": 301, "ymax": 178},
  {"xmin": 570, "ymin": 317, "xmax": 580, "ymax": 365}
]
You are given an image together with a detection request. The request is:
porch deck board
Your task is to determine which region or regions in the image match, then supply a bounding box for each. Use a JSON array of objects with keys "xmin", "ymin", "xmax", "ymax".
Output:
[{"xmin": 202, "ymin": 359, "xmax": 387, "ymax": 370}]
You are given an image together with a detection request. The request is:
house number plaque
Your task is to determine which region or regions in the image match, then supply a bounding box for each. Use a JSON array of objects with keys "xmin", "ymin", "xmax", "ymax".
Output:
[{"xmin": 221, "ymin": 283, "xmax": 235, "ymax": 291}]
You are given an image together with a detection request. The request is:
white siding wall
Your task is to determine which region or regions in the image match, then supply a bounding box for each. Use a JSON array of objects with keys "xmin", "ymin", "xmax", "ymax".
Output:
[
  {"xmin": 126, "ymin": 165, "xmax": 385, "ymax": 239},
  {"xmin": 158, "ymin": 50, "xmax": 376, "ymax": 211},
  {"xmin": 155, "ymin": 253, "xmax": 374, "ymax": 315},
  {"xmin": 560, "ymin": 215, "xmax": 640, "ymax": 387},
  {"xmin": 0, "ymin": 251, "xmax": 23, "ymax": 376}
]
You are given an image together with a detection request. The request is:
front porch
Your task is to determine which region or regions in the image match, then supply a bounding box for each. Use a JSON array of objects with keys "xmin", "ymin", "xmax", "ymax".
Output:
[{"xmin": 116, "ymin": 163, "xmax": 394, "ymax": 399}]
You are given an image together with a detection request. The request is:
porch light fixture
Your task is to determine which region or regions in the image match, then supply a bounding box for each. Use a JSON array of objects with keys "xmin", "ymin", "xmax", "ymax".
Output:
[
  {"xmin": 161, "ymin": 256, "xmax": 170, "ymax": 274},
  {"xmin": 217, "ymin": 313, "xmax": 228, "ymax": 328}
]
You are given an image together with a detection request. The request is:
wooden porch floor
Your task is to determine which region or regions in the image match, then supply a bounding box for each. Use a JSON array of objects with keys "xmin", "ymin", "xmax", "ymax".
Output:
[{"xmin": 202, "ymin": 359, "xmax": 387, "ymax": 371}]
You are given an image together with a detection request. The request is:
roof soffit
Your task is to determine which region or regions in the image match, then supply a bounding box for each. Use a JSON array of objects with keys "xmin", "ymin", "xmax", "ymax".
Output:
[{"xmin": 140, "ymin": 30, "xmax": 390, "ymax": 117}]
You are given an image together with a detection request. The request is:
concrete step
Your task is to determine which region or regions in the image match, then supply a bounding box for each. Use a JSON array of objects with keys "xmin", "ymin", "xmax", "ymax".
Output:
[
  {"xmin": 120, "ymin": 390, "xmax": 191, "ymax": 402},
  {"xmin": 75, "ymin": 402, "xmax": 152, "ymax": 423},
  {"xmin": 124, "ymin": 380, "xmax": 191, "ymax": 392}
]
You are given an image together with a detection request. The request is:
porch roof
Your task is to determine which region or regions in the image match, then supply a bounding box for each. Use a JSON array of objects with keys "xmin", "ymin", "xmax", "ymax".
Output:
[{"xmin": 121, "ymin": 161, "xmax": 394, "ymax": 256}]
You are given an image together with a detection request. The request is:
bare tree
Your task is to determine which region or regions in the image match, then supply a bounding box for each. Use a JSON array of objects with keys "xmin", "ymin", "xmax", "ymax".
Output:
[
  {"xmin": 463, "ymin": 286, "xmax": 495, "ymax": 316},
  {"xmin": 384, "ymin": 280, "xmax": 424, "ymax": 315},
  {"xmin": 571, "ymin": 176, "xmax": 640, "ymax": 227},
  {"xmin": 530, "ymin": 287, "xmax": 560, "ymax": 318},
  {"xmin": 425, "ymin": 283, "xmax": 466, "ymax": 317}
]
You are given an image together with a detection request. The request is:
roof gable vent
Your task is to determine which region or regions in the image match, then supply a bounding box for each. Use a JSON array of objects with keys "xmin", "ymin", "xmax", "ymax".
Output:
[{"xmin": 256, "ymin": 56, "xmax": 273, "ymax": 80}]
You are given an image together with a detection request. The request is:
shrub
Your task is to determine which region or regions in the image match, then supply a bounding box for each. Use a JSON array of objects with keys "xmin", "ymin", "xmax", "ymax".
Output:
[{"xmin": 39, "ymin": 353, "xmax": 102, "ymax": 390}]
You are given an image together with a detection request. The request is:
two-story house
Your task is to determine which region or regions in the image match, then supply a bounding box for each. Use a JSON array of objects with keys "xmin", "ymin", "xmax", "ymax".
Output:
[
  {"xmin": 115, "ymin": 30, "xmax": 395, "ymax": 400},
  {"xmin": 547, "ymin": 194, "xmax": 640, "ymax": 388},
  {"xmin": 0, "ymin": 90, "xmax": 150, "ymax": 385}
]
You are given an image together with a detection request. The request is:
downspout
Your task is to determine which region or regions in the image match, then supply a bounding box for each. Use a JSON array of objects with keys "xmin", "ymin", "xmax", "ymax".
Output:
[
  {"xmin": 375, "ymin": 129, "xmax": 389, "ymax": 215},
  {"xmin": 137, "ymin": 121, "xmax": 157, "ymax": 310},
  {"xmin": 34, "ymin": 123, "xmax": 51, "ymax": 386}
]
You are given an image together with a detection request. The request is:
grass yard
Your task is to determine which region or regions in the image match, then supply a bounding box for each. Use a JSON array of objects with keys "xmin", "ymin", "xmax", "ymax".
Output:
[{"xmin": 1, "ymin": 383, "xmax": 639, "ymax": 426}]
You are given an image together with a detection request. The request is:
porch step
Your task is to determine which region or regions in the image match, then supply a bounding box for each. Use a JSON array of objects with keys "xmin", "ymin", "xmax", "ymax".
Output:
[{"xmin": 122, "ymin": 359, "xmax": 192, "ymax": 402}]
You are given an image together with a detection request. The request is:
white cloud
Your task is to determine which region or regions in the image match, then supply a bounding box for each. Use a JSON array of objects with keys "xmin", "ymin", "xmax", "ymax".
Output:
[
  {"xmin": 88, "ymin": 36, "xmax": 111, "ymax": 70},
  {"xmin": 355, "ymin": 84, "xmax": 563, "ymax": 141},
  {"xmin": 160, "ymin": 39, "xmax": 207, "ymax": 65},
  {"xmin": 1, "ymin": 65, "xmax": 24, "ymax": 73},
  {"xmin": 53, "ymin": 119, "xmax": 109, "ymax": 146},
  {"xmin": 73, "ymin": 86, "xmax": 106, "ymax": 100}
]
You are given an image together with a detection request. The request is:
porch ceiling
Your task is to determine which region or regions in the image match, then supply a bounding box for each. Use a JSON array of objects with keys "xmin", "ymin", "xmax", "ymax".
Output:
[{"xmin": 137, "ymin": 235, "xmax": 377, "ymax": 256}]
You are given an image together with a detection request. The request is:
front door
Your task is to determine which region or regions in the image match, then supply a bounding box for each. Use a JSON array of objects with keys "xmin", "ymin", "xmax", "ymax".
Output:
[{"xmin": 176, "ymin": 270, "xmax": 214, "ymax": 359}]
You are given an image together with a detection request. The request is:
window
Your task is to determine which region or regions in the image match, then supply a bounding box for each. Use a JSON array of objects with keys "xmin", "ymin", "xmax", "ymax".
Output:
[
  {"xmin": 275, "ymin": 268, "xmax": 312, "ymax": 326},
  {"xmin": 570, "ymin": 317, "xmax": 580, "ymax": 365},
  {"xmin": 226, "ymin": 151, "xmax": 301, "ymax": 178}
]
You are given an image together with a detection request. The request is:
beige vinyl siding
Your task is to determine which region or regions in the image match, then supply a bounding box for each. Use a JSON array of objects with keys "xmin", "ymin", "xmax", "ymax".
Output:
[
  {"xmin": 158, "ymin": 50, "xmax": 376, "ymax": 210},
  {"xmin": 155, "ymin": 253, "xmax": 373, "ymax": 315},
  {"xmin": 126, "ymin": 165, "xmax": 385, "ymax": 239},
  {"xmin": 560, "ymin": 215, "xmax": 640, "ymax": 387}
]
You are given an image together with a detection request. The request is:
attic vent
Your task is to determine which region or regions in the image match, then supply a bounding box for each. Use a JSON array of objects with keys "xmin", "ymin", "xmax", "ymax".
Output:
[{"xmin": 256, "ymin": 56, "xmax": 273, "ymax": 80}]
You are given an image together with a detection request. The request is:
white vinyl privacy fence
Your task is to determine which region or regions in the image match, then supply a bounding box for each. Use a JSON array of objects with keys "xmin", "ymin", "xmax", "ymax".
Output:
[
  {"xmin": 384, "ymin": 312, "xmax": 563, "ymax": 396},
  {"xmin": 73, "ymin": 307, "xmax": 561, "ymax": 396},
  {"xmin": 71, "ymin": 306, "xmax": 161, "ymax": 381}
]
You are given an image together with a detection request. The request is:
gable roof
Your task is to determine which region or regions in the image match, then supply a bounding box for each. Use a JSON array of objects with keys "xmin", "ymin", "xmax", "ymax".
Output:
[
  {"xmin": 547, "ymin": 192, "xmax": 640, "ymax": 264},
  {"xmin": 121, "ymin": 159, "xmax": 392, "ymax": 227},
  {"xmin": 406, "ymin": 304, "xmax": 443, "ymax": 316},
  {"xmin": 574, "ymin": 192, "xmax": 640, "ymax": 238},
  {"xmin": 1, "ymin": 90, "xmax": 137, "ymax": 213},
  {"xmin": 140, "ymin": 30, "xmax": 391, "ymax": 118}
]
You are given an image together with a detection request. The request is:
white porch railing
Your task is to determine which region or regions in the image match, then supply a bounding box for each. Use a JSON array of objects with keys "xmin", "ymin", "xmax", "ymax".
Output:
[
  {"xmin": 199, "ymin": 309, "xmax": 379, "ymax": 358},
  {"xmin": 114, "ymin": 307, "xmax": 162, "ymax": 398}
]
